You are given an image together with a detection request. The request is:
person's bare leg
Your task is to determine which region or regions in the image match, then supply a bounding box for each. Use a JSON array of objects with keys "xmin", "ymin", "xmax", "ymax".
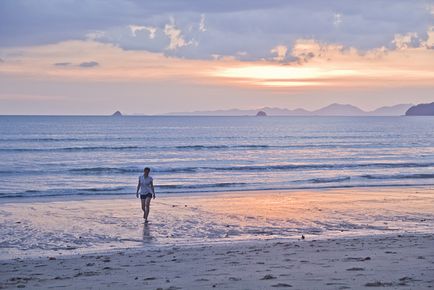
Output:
[
  {"xmin": 144, "ymin": 197, "xmax": 152, "ymax": 222},
  {"xmin": 141, "ymin": 198, "xmax": 146, "ymax": 219}
]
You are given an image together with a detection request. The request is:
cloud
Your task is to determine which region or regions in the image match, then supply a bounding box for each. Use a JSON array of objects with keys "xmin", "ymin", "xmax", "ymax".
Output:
[
  {"xmin": 129, "ymin": 25, "xmax": 145, "ymax": 37},
  {"xmin": 270, "ymin": 45, "xmax": 288, "ymax": 62},
  {"xmin": 212, "ymin": 36, "xmax": 434, "ymax": 89},
  {"xmin": 129, "ymin": 25, "xmax": 157, "ymax": 39},
  {"xmin": 146, "ymin": 27, "xmax": 157, "ymax": 39},
  {"xmin": 54, "ymin": 61, "xmax": 102, "ymax": 68},
  {"xmin": 291, "ymin": 39, "xmax": 333, "ymax": 63},
  {"xmin": 53, "ymin": 62, "xmax": 71, "ymax": 66},
  {"xmin": 393, "ymin": 32, "xmax": 424, "ymax": 50},
  {"xmin": 79, "ymin": 61, "xmax": 99, "ymax": 68},
  {"xmin": 425, "ymin": 26, "xmax": 434, "ymax": 49},
  {"xmin": 164, "ymin": 18, "xmax": 193, "ymax": 50},
  {"xmin": 199, "ymin": 14, "xmax": 206, "ymax": 32},
  {"xmin": 86, "ymin": 30, "xmax": 106, "ymax": 41},
  {"xmin": 1, "ymin": 39, "xmax": 433, "ymax": 92},
  {"xmin": 1, "ymin": 0, "xmax": 433, "ymax": 61},
  {"xmin": 333, "ymin": 13, "xmax": 343, "ymax": 27},
  {"xmin": 429, "ymin": 3, "xmax": 434, "ymax": 15},
  {"xmin": 0, "ymin": 40, "xmax": 212, "ymax": 81}
]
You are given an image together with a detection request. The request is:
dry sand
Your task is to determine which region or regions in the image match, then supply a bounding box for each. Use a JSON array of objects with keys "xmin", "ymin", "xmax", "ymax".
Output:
[{"xmin": 1, "ymin": 233, "xmax": 433, "ymax": 289}]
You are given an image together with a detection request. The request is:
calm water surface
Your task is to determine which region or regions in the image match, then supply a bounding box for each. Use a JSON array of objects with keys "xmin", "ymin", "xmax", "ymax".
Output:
[{"xmin": 1, "ymin": 116, "xmax": 433, "ymax": 199}]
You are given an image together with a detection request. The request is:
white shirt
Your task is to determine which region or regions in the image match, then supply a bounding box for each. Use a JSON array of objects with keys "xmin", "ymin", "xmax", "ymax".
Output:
[{"xmin": 138, "ymin": 175, "xmax": 154, "ymax": 194}]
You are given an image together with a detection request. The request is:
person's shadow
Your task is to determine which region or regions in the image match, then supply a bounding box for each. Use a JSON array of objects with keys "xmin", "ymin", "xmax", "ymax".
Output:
[{"xmin": 142, "ymin": 223, "xmax": 153, "ymax": 243}]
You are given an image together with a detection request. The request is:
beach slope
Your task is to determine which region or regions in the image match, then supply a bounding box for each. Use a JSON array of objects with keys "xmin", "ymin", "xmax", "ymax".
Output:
[{"xmin": 1, "ymin": 233, "xmax": 433, "ymax": 289}]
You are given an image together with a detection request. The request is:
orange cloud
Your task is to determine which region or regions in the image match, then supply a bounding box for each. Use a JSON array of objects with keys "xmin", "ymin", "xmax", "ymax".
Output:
[
  {"xmin": 0, "ymin": 38, "xmax": 433, "ymax": 91},
  {"xmin": 0, "ymin": 40, "xmax": 213, "ymax": 82},
  {"xmin": 213, "ymin": 38, "xmax": 434, "ymax": 89}
]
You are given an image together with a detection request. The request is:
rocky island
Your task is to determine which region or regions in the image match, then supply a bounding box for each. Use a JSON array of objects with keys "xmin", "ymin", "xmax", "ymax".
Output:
[{"xmin": 405, "ymin": 102, "xmax": 434, "ymax": 116}]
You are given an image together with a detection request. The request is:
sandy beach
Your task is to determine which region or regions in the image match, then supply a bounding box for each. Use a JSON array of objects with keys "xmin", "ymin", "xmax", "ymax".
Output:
[
  {"xmin": 1, "ymin": 187, "xmax": 434, "ymax": 289},
  {"xmin": 1, "ymin": 233, "xmax": 433, "ymax": 289}
]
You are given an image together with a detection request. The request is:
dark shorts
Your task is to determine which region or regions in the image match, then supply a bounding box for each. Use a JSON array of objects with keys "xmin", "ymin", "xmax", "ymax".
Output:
[{"xmin": 140, "ymin": 193, "xmax": 153, "ymax": 199}]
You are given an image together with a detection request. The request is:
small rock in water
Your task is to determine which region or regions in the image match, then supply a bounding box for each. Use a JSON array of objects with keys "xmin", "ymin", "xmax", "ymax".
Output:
[{"xmin": 301, "ymin": 235, "xmax": 305, "ymax": 240}]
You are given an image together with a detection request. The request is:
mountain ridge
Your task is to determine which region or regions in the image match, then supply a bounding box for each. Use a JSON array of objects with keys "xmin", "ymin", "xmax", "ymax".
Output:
[{"xmin": 165, "ymin": 103, "xmax": 413, "ymax": 116}]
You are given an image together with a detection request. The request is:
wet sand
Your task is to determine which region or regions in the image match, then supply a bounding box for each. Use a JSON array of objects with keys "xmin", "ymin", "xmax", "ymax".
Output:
[{"xmin": 1, "ymin": 187, "xmax": 434, "ymax": 289}]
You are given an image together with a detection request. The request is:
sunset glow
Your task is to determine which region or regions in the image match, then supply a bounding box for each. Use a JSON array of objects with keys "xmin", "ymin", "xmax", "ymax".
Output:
[
  {"xmin": 214, "ymin": 66, "xmax": 359, "ymax": 81},
  {"xmin": 0, "ymin": 1, "xmax": 433, "ymax": 113}
]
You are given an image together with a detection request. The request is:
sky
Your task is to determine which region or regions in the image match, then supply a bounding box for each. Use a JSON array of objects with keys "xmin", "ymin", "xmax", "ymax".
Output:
[{"xmin": 0, "ymin": 0, "xmax": 433, "ymax": 115}]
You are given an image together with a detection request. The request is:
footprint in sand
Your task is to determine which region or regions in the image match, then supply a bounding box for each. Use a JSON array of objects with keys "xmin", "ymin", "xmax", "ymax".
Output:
[
  {"xmin": 346, "ymin": 267, "xmax": 365, "ymax": 271},
  {"xmin": 271, "ymin": 283, "xmax": 293, "ymax": 288},
  {"xmin": 260, "ymin": 274, "xmax": 276, "ymax": 280}
]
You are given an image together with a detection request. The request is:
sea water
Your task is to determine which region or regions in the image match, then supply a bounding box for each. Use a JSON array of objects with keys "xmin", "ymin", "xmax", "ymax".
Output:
[{"xmin": 1, "ymin": 115, "xmax": 434, "ymax": 199}]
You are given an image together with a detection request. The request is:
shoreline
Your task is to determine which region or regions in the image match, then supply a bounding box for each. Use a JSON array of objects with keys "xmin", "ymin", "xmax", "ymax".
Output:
[
  {"xmin": 1, "ymin": 184, "xmax": 433, "ymax": 204},
  {"xmin": 0, "ymin": 231, "xmax": 429, "ymax": 262},
  {"xmin": 1, "ymin": 233, "xmax": 433, "ymax": 289},
  {"xmin": 1, "ymin": 186, "xmax": 433, "ymax": 260}
]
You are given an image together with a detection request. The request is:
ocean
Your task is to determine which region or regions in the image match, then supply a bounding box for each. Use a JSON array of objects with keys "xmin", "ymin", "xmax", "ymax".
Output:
[{"xmin": 1, "ymin": 115, "xmax": 434, "ymax": 199}]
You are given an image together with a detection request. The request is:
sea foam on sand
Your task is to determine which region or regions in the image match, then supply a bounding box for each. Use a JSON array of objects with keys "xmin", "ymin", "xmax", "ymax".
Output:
[{"xmin": 0, "ymin": 187, "xmax": 433, "ymax": 289}]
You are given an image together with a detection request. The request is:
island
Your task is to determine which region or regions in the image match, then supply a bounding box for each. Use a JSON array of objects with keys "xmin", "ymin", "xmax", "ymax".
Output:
[
  {"xmin": 405, "ymin": 102, "xmax": 434, "ymax": 116},
  {"xmin": 256, "ymin": 111, "xmax": 267, "ymax": 117},
  {"xmin": 112, "ymin": 111, "xmax": 123, "ymax": 117}
]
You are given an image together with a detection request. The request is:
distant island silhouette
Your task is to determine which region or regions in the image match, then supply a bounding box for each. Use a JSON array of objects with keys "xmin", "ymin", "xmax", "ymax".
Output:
[
  {"xmin": 256, "ymin": 111, "xmax": 267, "ymax": 117},
  {"xmin": 165, "ymin": 103, "xmax": 413, "ymax": 116},
  {"xmin": 405, "ymin": 102, "xmax": 434, "ymax": 116},
  {"xmin": 112, "ymin": 111, "xmax": 123, "ymax": 117}
]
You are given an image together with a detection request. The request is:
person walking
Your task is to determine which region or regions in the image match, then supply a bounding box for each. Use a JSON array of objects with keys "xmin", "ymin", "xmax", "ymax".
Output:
[{"xmin": 136, "ymin": 167, "xmax": 155, "ymax": 223}]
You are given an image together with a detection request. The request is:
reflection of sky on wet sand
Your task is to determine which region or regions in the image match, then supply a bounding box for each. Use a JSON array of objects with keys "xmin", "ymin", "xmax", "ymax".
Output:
[
  {"xmin": 1, "ymin": 187, "xmax": 433, "ymax": 259},
  {"xmin": 142, "ymin": 223, "xmax": 153, "ymax": 243}
]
